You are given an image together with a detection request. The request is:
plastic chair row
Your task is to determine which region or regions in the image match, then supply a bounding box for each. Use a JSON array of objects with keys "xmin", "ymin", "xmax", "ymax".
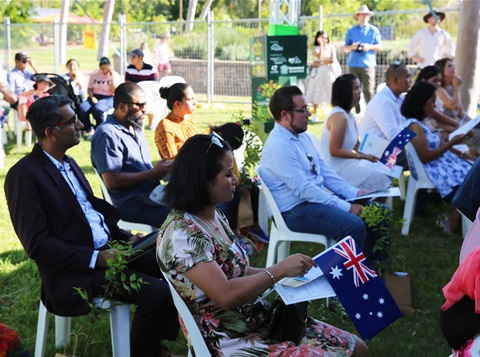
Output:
[{"xmin": 35, "ymin": 298, "xmax": 130, "ymax": 357}]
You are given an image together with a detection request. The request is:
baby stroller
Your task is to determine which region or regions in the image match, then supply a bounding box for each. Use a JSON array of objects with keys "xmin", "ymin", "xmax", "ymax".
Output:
[{"xmin": 31, "ymin": 73, "xmax": 82, "ymax": 111}]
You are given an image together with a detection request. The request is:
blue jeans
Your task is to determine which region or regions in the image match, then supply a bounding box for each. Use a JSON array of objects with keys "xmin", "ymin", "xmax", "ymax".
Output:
[
  {"xmin": 118, "ymin": 197, "xmax": 170, "ymax": 228},
  {"xmin": 282, "ymin": 202, "xmax": 367, "ymax": 249},
  {"xmin": 77, "ymin": 95, "xmax": 113, "ymax": 131}
]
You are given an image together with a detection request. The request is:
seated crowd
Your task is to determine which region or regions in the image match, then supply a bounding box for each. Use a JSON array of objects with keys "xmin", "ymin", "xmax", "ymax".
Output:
[{"xmin": 2, "ymin": 42, "xmax": 480, "ymax": 356}]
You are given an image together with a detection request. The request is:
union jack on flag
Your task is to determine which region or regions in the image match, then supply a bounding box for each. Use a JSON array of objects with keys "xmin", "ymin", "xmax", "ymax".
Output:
[
  {"xmin": 380, "ymin": 127, "xmax": 416, "ymax": 168},
  {"xmin": 333, "ymin": 237, "xmax": 377, "ymax": 287},
  {"xmin": 315, "ymin": 236, "xmax": 402, "ymax": 339}
]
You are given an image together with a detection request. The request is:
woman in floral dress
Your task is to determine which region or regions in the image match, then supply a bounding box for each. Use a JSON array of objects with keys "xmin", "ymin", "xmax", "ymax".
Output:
[
  {"xmin": 156, "ymin": 133, "xmax": 369, "ymax": 357},
  {"xmin": 402, "ymin": 81, "xmax": 473, "ymax": 234}
]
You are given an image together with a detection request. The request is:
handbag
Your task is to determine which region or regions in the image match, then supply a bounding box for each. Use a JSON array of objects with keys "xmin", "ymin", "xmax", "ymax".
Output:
[
  {"xmin": 266, "ymin": 296, "xmax": 308, "ymax": 345},
  {"xmin": 384, "ymin": 255, "xmax": 415, "ymax": 314}
]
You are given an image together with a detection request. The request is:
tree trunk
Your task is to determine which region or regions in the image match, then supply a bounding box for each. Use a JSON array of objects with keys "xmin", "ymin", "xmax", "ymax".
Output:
[
  {"xmin": 185, "ymin": 0, "xmax": 198, "ymax": 31},
  {"xmin": 456, "ymin": 0, "xmax": 480, "ymax": 117},
  {"xmin": 199, "ymin": 0, "xmax": 214, "ymax": 19},
  {"xmin": 59, "ymin": 0, "xmax": 70, "ymax": 66},
  {"xmin": 98, "ymin": 0, "xmax": 115, "ymax": 60}
]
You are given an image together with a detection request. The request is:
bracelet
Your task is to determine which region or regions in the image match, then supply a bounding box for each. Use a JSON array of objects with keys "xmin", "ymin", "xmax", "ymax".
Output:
[{"xmin": 262, "ymin": 269, "xmax": 276, "ymax": 287}]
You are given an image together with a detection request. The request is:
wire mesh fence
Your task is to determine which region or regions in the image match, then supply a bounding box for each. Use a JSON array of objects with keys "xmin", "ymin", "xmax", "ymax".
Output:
[{"xmin": 0, "ymin": 6, "xmax": 460, "ymax": 104}]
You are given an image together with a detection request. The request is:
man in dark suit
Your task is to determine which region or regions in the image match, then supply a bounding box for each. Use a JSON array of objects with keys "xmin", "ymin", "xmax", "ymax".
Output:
[{"xmin": 4, "ymin": 96, "xmax": 180, "ymax": 357}]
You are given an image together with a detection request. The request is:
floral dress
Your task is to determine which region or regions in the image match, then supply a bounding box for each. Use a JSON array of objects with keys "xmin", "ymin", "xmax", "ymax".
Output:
[
  {"xmin": 407, "ymin": 119, "xmax": 472, "ymax": 198},
  {"xmin": 156, "ymin": 209, "xmax": 357, "ymax": 357}
]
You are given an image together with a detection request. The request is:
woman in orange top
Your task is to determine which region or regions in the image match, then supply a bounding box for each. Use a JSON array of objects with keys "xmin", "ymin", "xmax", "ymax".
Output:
[{"xmin": 155, "ymin": 82, "xmax": 199, "ymax": 159}]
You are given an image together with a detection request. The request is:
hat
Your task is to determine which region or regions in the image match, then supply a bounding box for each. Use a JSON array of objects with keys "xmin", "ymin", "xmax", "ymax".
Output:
[
  {"xmin": 31, "ymin": 74, "xmax": 55, "ymax": 90},
  {"xmin": 15, "ymin": 52, "xmax": 28, "ymax": 62},
  {"xmin": 354, "ymin": 5, "xmax": 374, "ymax": 19},
  {"xmin": 128, "ymin": 49, "xmax": 144, "ymax": 58},
  {"xmin": 423, "ymin": 10, "xmax": 445, "ymax": 23}
]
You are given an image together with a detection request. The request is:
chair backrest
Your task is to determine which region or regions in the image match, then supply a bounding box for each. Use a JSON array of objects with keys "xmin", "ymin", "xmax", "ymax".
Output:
[
  {"xmin": 94, "ymin": 168, "xmax": 114, "ymax": 204},
  {"xmin": 137, "ymin": 81, "xmax": 161, "ymax": 114},
  {"xmin": 404, "ymin": 142, "xmax": 430, "ymax": 182},
  {"xmin": 256, "ymin": 167, "xmax": 290, "ymax": 233},
  {"xmin": 160, "ymin": 271, "xmax": 210, "ymax": 356}
]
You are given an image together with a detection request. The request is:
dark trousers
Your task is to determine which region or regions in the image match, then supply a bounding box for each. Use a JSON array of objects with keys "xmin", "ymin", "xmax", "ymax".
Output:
[
  {"xmin": 92, "ymin": 249, "xmax": 179, "ymax": 356},
  {"xmin": 348, "ymin": 66, "xmax": 376, "ymax": 113}
]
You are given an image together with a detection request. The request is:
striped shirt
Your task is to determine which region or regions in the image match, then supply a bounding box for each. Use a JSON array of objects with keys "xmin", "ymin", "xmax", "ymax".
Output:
[{"xmin": 125, "ymin": 62, "xmax": 158, "ymax": 83}]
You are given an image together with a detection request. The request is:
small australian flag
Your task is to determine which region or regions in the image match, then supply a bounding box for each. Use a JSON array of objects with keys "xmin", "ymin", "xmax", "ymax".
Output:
[
  {"xmin": 315, "ymin": 236, "xmax": 402, "ymax": 340},
  {"xmin": 380, "ymin": 127, "xmax": 416, "ymax": 169}
]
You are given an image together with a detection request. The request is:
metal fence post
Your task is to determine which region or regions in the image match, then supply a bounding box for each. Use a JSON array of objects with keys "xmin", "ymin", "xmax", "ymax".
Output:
[
  {"xmin": 207, "ymin": 11, "xmax": 214, "ymax": 105},
  {"xmin": 119, "ymin": 14, "xmax": 127, "ymax": 79},
  {"xmin": 319, "ymin": 5, "xmax": 323, "ymax": 31},
  {"xmin": 4, "ymin": 17, "xmax": 11, "ymax": 70},
  {"xmin": 53, "ymin": 19, "xmax": 60, "ymax": 74}
]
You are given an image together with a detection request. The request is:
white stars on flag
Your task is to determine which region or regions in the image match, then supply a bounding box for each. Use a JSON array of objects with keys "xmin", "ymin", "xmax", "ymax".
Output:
[{"xmin": 330, "ymin": 265, "xmax": 343, "ymax": 280}]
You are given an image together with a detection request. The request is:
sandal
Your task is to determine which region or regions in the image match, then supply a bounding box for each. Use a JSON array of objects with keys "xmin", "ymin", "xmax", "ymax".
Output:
[{"xmin": 436, "ymin": 213, "xmax": 451, "ymax": 234}]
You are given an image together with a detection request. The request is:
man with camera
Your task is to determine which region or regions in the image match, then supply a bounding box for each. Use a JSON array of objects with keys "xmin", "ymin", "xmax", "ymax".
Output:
[{"xmin": 344, "ymin": 5, "xmax": 383, "ymax": 113}]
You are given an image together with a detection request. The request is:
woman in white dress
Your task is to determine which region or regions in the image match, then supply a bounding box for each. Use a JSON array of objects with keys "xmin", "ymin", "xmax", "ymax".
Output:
[
  {"xmin": 306, "ymin": 31, "xmax": 341, "ymax": 122},
  {"xmin": 320, "ymin": 74, "xmax": 392, "ymax": 191}
]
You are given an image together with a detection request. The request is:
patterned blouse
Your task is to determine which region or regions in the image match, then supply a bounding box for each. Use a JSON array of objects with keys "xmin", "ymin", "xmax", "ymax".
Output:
[
  {"xmin": 157, "ymin": 209, "xmax": 357, "ymax": 357},
  {"xmin": 154, "ymin": 112, "xmax": 200, "ymax": 159}
]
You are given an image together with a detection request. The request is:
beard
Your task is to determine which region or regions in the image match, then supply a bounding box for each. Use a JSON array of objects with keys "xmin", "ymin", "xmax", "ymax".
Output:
[{"xmin": 126, "ymin": 108, "xmax": 143, "ymax": 130}]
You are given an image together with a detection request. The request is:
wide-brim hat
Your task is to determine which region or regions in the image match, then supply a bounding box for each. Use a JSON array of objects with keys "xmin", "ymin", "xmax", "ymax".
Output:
[
  {"xmin": 423, "ymin": 10, "xmax": 446, "ymax": 23},
  {"xmin": 354, "ymin": 5, "xmax": 374, "ymax": 19},
  {"xmin": 31, "ymin": 74, "xmax": 55, "ymax": 90}
]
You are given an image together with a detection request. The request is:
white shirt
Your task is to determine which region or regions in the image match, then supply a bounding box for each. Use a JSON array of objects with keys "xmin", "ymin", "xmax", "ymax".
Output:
[
  {"xmin": 407, "ymin": 27, "xmax": 456, "ymax": 69},
  {"xmin": 259, "ymin": 123, "xmax": 359, "ymax": 213},
  {"xmin": 362, "ymin": 85, "xmax": 406, "ymax": 141}
]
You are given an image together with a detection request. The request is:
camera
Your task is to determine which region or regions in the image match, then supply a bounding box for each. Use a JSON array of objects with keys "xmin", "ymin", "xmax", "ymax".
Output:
[{"xmin": 356, "ymin": 44, "xmax": 364, "ymax": 52}]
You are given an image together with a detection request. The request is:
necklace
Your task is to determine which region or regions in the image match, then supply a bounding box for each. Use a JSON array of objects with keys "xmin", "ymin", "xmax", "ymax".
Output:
[{"xmin": 196, "ymin": 214, "xmax": 221, "ymax": 233}]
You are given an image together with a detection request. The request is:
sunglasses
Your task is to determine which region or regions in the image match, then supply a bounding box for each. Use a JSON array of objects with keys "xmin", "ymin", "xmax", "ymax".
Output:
[
  {"xmin": 206, "ymin": 132, "xmax": 225, "ymax": 153},
  {"xmin": 125, "ymin": 102, "xmax": 147, "ymax": 109}
]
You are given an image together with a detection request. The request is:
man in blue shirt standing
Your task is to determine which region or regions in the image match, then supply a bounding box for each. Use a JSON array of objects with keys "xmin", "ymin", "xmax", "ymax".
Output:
[
  {"xmin": 344, "ymin": 5, "xmax": 383, "ymax": 113},
  {"xmin": 259, "ymin": 86, "xmax": 368, "ymax": 249}
]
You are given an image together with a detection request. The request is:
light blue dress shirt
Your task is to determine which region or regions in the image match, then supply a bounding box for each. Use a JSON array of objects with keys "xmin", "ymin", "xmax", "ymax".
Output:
[
  {"xmin": 345, "ymin": 23, "xmax": 382, "ymax": 68},
  {"xmin": 44, "ymin": 151, "xmax": 111, "ymax": 268},
  {"xmin": 259, "ymin": 123, "xmax": 359, "ymax": 213}
]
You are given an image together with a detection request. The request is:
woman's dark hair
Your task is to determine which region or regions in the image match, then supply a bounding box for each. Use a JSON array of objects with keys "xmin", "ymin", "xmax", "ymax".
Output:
[
  {"xmin": 415, "ymin": 65, "xmax": 441, "ymax": 83},
  {"xmin": 401, "ymin": 81, "xmax": 437, "ymax": 120},
  {"xmin": 159, "ymin": 83, "xmax": 189, "ymax": 110},
  {"xmin": 66, "ymin": 58, "xmax": 79, "ymax": 67},
  {"xmin": 440, "ymin": 296, "xmax": 480, "ymax": 350},
  {"xmin": 99, "ymin": 57, "xmax": 111, "ymax": 66},
  {"xmin": 331, "ymin": 73, "xmax": 358, "ymax": 112},
  {"xmin": 210, "ymin": 123, "xmax": 244, "ymax": 150},
  {"xmin": 313, "ymin": 31, "xmax": 329, "ymax": 46},
  {"xmin": 434, "ymin": 58, "xmax": 453, "ymax": 86},
  {"xmin": 163, "ymin": 134, "xmax": 232, "ymax": 213}
]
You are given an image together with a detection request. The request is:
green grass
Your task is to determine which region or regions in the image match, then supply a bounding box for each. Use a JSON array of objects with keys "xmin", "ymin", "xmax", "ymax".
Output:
[{"xmin": 0, "ymin": 104, "xmax": 461, "ymax": 356}]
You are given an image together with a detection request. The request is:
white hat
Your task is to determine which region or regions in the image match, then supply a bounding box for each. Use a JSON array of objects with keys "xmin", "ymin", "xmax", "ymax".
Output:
[{"xmin": 354, "ymin": 5, "xmax": 375, "ymax": 19}]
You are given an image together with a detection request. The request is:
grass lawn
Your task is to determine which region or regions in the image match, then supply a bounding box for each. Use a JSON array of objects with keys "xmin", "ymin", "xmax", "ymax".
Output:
[{"xmin": 0, "ymin": 103, "xmax": 461, "ymax": 356}]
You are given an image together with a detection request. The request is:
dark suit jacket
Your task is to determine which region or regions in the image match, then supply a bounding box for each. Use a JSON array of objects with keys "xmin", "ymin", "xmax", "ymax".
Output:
[
  {"xmin": 4, "ymin": 144, "xmax": 130, "ymax": 316},
  {"xmin": 453, "ymin": 158, "xmax": 480, "ymax": 222}
]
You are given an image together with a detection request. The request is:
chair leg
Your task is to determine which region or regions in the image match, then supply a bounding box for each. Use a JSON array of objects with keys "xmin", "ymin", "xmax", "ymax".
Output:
[
  {"xmin": 35, "ymin": 301, "xmax": 49, "ymax": 357},
  {"xmin": 25, "ymin": 129, "xmax": 32, "ymax": 148},
  {"xmin": 402, "ymin": 183, "xmax": 418, "ymax": 236},
  {"xmin": 109, "ymin": 304, "xmax": 131, "ymax": 357},
  {"xmin": 398, "ymin": 172, "xmax": 406, "ymax": 201},
  {"xmin": 277, "ymin": 241, "xmax": 291, "ymax": 262},
  {"xmin": 54, "ymin": 315, "xmax": 71, "ymax": 348}
]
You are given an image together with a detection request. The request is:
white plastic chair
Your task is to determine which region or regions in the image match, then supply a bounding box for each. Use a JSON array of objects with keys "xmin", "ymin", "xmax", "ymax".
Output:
[
  {"xmin": 256, "ymin": 168, "xmax": 331, "ymax": 267},
  {"xmin": 94, "ymin": 168, "xmax": 157, "ymax": 233},
  {"xmin": 401, "ymin": 143, "xmax": 436, "ymax": 235},
  {"xmin": 14, "ymin": 110, "xmax": 32, "ymax": 153},
  {"xmin": 160, "ymin": 271, "xmax": 211, "ymax": 357},
  {"xmin": 35, "ymin": 297, "xmax": 130, "ymax": 357}
]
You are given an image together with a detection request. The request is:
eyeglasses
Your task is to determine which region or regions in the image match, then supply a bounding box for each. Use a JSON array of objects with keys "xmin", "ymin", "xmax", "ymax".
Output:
[
  {"xmin": 50, "ymin": 114, "xmax": 78, "ymax": 128},
  {"xmin": 126, "ymin": 102, "xmax": 147, "ymax": 109},
  {"xmin": 289, "ymin": 106, "xmax": 310, "ymax": 115},
  {"xmin": 207, "ymin": 132, "xmax": 225, "ymax": 153}
]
